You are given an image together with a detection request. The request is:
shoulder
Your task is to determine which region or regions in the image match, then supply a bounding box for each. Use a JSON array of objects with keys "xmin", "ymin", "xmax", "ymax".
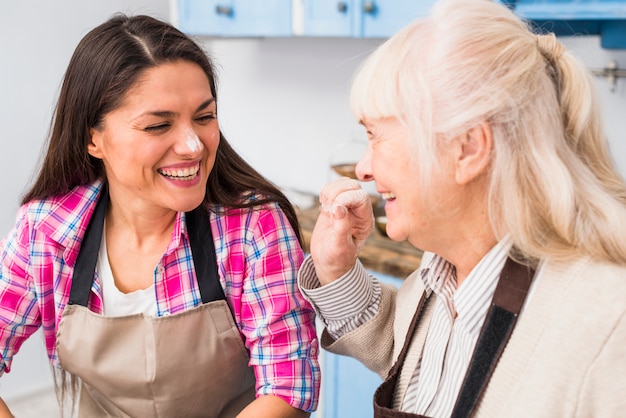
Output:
[
  {"xmin": 19, "ymin": 180, "xmax": 104, "ymax": 247},
  {"xmin": 525, "ymin": 257, "xmax": 626, "ymax": 352},
  {"xmin": 211, "ymin": 197, "xmax": 294, "ymax": 239},
  {"xmin": 541, "ymin": 257, "xmax": 626, "ymax": 306},
  {"xmin": 493, "ymin": 257, "xmax": 626, "ymax": 414}
]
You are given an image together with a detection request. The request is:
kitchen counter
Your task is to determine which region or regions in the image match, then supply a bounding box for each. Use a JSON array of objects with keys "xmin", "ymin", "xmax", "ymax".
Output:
[{"xmin": 296, "ymin": 203, "xmax": 423, "ymax": 279}]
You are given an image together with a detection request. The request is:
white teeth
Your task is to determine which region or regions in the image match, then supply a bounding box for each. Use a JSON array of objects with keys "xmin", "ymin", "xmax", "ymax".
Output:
[
  {"xmin": 381, "ymin": 192, "xmax": 396, "ymax": 200},
  {"xmin": 159, "ymin": 164, "xmax": 199, "ymax": 179}
]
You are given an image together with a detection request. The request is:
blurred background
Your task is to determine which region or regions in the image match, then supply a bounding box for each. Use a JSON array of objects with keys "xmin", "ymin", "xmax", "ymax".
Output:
[{"xmin": 1, "ymin": 1, "xmax": 625, "ymax": 417}]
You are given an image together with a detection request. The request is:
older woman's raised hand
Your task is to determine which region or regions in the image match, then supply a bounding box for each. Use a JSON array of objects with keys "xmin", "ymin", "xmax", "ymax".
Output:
[{"xmin": 310, "ymin": 178, "xmax": 374, "ymax": 285}]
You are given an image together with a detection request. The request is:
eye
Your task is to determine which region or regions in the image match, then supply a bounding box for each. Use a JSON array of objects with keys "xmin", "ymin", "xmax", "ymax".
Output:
[
  {"xmin": 144, "ymin": 122, "xmax": 171, "ymax": 133},
  {"xmin": 195, "ymin": 113, "xmax": 216, "ymax": 124}
]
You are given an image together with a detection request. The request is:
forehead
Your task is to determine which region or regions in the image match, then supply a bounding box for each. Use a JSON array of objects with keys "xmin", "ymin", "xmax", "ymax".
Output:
[
  {"xmin": 121, "ymin": 61, "xmax": 214, "ymax": 106},
  {"xmin": 137, "ymin": 61, "xmax": 211, "ymax": 90},
  {"xmin": 362, "ymin": 116, "xmax": 405, "ymax": 132}
]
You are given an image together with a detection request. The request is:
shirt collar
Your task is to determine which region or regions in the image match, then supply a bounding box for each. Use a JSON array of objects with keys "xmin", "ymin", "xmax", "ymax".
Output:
[
  {"xmin": 35, "ymin": 179, "xmax": 104, "ymax": 266},
  {"xmin": 163, "ymin": 210, "xmax": 187, "ymax": 256},
  {"xmin": 420, "ymin": 236, "xmax": 513, "ymax": 334},
  {"xmin": 420, "ymin": 256, "xmax": 457, "ymax": 319},
  {"xmin": 455, "ymin": 237, "xmax": 512, "ymax": 335}
]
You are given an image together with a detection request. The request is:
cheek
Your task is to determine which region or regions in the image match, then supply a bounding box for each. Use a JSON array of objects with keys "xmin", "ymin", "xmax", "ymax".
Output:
[{"xmin": 201, "ymin": 127, "xmax": 220, "ymax": 151}]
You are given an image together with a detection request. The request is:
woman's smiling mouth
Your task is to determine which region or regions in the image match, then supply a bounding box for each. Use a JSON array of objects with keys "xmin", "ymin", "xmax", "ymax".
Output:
[
  {"xmin": 158, "ymin": 163, "xmax": 200, "ymax": 181},
  {"xmin": 381, "ymin": 192, "xmax": 396, "ymax": 201}
]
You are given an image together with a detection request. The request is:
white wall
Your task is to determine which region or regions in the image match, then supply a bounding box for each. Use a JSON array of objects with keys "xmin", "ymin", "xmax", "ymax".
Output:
[
  {"xmin": 1, "ymin": 0, "xmax": 626, "ymax": 403},
  {"xmin": 201, "ymin": 36, "xmax": 384, "ymax": 194},
  {"xmin": 559, "ymin": 37, "xmax": 626, "ymax": 174}
]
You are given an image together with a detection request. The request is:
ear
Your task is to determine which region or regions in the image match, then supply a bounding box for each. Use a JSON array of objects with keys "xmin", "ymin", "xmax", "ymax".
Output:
[
  {"xmin": 87, "ymin": 128, "xmax": 104, "ymax": 159},
  {"xmin": 453, "ymin": 122, "xmax": 493, "ymax": 185}
]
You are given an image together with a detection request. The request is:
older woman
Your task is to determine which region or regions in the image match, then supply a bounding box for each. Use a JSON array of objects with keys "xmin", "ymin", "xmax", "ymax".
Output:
[
  {"xmin": 0, "ymin": 14, "xmax": 319, "ymax": 418},
  {"xmin": 299, "ymin": 0, "xmax": 626, "ymax": 416}
]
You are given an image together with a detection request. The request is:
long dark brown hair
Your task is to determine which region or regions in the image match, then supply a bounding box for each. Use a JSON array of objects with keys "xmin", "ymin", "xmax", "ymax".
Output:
[
  {"xmin": 26, "ymin": 14, "xmax": 303, "ymax": 416},
  {"xmin": 23, "ymin": 14, "xmax": 301, "ymax": 244}
]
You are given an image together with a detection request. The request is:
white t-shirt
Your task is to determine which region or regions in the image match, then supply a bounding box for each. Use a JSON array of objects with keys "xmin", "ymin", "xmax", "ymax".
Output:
[{"xmin": 98, "ymin": 225, "xmax": 158, "ymax": 317}]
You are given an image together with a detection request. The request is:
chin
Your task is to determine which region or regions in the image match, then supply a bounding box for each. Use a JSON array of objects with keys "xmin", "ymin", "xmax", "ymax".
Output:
[
  {"xmin": 384, "ymin": 227, "xmax": 402, "ymax": 242},
  {"xmin": 386, "ymin": 225, "xmax": 413, "ymax": 244},
  {"xmin": 172, "ymin": 195, "xmax": 206, "ymax": 213}
]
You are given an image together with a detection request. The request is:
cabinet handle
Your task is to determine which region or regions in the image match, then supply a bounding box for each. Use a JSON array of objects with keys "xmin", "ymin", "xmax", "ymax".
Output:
[
  {"xmin": 215, "ymin": 5, "xmax": 233, "ymax": 16},
  {"xmin": 363, "ymin": 1, "xmax": 376, "ymax": 14},
  {"xmin": 337, "ymin": 2, "xmax": 348, "ymax": 13},
  {"xmin": 362, "ymin": 1, "xmax": 376, "ymax": 14}
]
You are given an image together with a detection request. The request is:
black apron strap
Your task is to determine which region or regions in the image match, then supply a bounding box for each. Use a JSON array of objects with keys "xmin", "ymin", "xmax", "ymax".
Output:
[
  {"xmin": 373, "ymin": 293, "xmax": 430, "ymax": 418},
  {"xmin": 186, "ymin": 207, "xmax": 225, "ymax": 303},
  {"xmin": 69, "ymin": 188, "xmax": 224, "ymax": 307},
  {"xmin": 68, "ymin": 191, "xmax": 108, "ymax": 306},
  {"xmin": 373, "ymin": 256, "xmax": 536, "ymax": 418},
  {"xmin": 450, "ymin": 257, "xmax": 535, "ymax": 418}
]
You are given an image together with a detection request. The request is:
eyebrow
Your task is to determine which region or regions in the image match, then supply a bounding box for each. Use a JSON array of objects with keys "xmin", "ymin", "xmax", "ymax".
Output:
[{"xmin": 136, "ymin": 97, "xmax": 216, "ymax": 119}]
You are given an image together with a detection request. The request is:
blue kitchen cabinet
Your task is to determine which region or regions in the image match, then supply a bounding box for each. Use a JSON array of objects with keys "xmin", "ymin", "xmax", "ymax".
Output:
[
  {"xmin": 176, "ymin": 0, "xmax": 626, "ymax": 48},
  {"xmin": 313, "ymin": 271, "xmax": 404, "ymax": 418},
  {"xmin": 299, "ymin": 0, "xmax": 626, "ymax": 46},
  {"xmin": 176, "ymin": 0, "xmax": 292, "ymax": 37},
  {"xmin": 301, "ymin": 0, "xmax": 434, "ymax": 38},
  {"xmin": 300, "ymin": 0, "xmax": 353, "ymax": 37},
  {"xmin": 506, "ymin": 0, "xmax": 626, "ymax": 49}
]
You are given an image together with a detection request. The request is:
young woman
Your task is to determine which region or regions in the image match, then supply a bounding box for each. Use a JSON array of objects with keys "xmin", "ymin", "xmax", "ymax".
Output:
[{"xmin": 0, "ymin": 14, "xmax": 319, "ymax": 417}]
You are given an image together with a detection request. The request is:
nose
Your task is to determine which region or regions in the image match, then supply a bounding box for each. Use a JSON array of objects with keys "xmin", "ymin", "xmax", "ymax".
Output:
[
  {"xmin": 174, "ymin": 127, "xmax": 205, "ymax": 156},
  {"xmin": 355, "ymin": 145, "xmax": 373, "ymax": 182}
]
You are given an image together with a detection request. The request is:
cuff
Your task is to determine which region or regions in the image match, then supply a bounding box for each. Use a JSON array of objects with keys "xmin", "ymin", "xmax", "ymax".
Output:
[{"xmin": 298, "ymin": 256, "xmax": 376, "ymax": 322}]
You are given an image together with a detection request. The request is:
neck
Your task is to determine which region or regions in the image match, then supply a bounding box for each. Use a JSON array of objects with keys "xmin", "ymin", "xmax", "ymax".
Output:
[
  {"xmin": 420, "ymin": 183, "xmax": 498, "ymax": 287},
  {"xmin": 105, "ymin": 196, "xmax": 177, "ymax": 249},
  {"xmin": 445, "ymin": 230, "xmax": 498, "ymax": 288}
]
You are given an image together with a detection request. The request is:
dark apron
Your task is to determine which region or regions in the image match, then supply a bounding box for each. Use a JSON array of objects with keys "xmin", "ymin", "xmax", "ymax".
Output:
[
  {"xmin": 56, "ymin": 192, "xmax": 256, "ymax": 417},
  {"xmin": 374, "ymin": 257, "xmax": 535, "ymax": 418}
]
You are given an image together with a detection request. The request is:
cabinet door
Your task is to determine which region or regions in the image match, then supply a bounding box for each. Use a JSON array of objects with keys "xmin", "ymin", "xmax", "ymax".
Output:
[
  {"xmin": 177, "ymin": 0, "xmax": 292, "ymax": 37},
  {"xmin": 360, "ymin": 0, "xmax": 434, "ymax": 38},
  {"xmin": 302, "ymin": 0, "xmax": 435, "ymax": 38},
  {"xmin": 301, "ymin": 0, "xmax": 355, "ymax": 37}
]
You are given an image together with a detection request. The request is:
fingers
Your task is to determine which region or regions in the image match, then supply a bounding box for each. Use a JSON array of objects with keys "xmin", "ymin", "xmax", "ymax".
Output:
[
  {"xmin": 310, "ymin": 178, "xmax": 374, "ymax": 284},
  {"xmin": 317, "ymin": 177, "xmax": 374, "ymax": 243},
  {"xmin": 334, "ymin": 189, "xmax": 371, "ymax": 213},
  {"xmin": 319, "ymin": 178, "xmax": 369, "ymax": 214}
]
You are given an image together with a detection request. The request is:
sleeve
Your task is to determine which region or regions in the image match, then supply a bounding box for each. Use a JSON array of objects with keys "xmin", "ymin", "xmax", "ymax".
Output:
[
  {"xmin": 298, "ymin": 256, "xmax": 382, "ymax": 340},
  {"xmin": 238, "ymin": 204, "xmax": 320, "ymax": 412},
  {"xmin": 0, "ymin": 206, "xmax": 41, "ymax": 376},
  {"xmin": 298, "ymin": 255, "xmax": 399, "ymax": 377}
]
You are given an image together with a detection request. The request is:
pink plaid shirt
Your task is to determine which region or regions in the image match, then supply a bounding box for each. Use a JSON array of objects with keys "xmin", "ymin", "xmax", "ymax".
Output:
[{"xmin": 0, "ymin": 179, "xmax": 319, "ymax": 411}]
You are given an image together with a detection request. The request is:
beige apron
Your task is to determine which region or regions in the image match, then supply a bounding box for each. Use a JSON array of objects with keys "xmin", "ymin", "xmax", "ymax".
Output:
[{"xmin": 56, "ymin": 193, "xmax": 256, "ymax": 417}]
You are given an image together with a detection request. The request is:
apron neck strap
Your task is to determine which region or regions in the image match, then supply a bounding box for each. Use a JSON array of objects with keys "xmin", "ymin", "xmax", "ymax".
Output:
[
  {"xmin": 186, "ymin": 206, "xmax": 225, "ymax": 304},
  {"xmin": 69, "ymin": 188, "xmax": 224, "ymax": 307},
  {"xmin": 451, "ymin": 256, "xmax": 535, "ymax": 418},
  {"xmin": 69, "ymin": 190, "xmax": 108, "ymax": 307}
]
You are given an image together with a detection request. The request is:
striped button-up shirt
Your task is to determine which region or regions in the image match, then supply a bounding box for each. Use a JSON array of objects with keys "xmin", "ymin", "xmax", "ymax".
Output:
[
  {"xmin": 301, "ymin": 239, "xmax": 511, "ymax": 416},
  {"xmin": 0, "ymin": 179, "xmax": 320, "ymax": 411},
  {"xmin": 401, "ymin": 240, "xmax": 509, "ymax": 416}
]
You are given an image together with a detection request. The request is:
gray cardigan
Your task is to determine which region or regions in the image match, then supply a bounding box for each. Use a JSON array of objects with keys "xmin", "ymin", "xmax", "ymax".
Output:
[{"xmin": 320, "ymin": 253, "xmax": 626, "ymax": 417}]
